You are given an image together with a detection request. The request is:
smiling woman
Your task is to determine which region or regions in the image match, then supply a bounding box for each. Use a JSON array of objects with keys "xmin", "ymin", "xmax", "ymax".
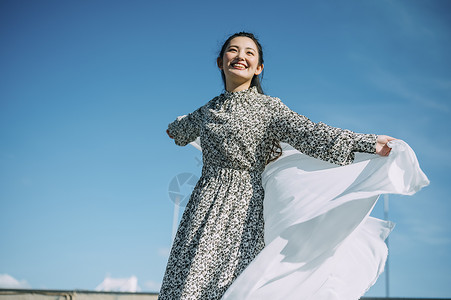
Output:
[
  {"xmin": 217, "ymin": 32, "xmax": 265, "ymax": 94},
  {"xmin": 158, "ymin": 32, "xmax": 416, "ymax": 300},
  {"xmin": 217, "ymin": 34, "xmax": 263, "ymax": 93}
]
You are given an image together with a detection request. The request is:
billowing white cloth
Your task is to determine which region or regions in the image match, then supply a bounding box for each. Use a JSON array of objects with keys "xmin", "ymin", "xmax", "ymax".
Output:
[{"xmin": 190, "ymin": 139, "xmax": 429, "ymax": 300}]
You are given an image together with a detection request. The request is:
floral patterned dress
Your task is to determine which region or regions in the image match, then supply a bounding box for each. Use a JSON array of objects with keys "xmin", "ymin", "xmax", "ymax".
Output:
[{"xmin": 159, "ymin": 86, "xmax": 377, "ymax": 300}]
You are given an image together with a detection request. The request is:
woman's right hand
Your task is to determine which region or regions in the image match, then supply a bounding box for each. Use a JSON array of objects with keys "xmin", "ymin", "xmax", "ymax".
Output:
[
  {"xmin": 376, "ymin": 135, "xmax": 396, "ymax": 156},
  {"xmin": 166, "ymin": 129, "xmax": 174, "ymax": 139}
]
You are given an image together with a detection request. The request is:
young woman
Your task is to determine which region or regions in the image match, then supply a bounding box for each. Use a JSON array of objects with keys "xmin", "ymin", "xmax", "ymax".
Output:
[{"xmin": 159, "ymin": 32, "xmax": 410, "ymax": 300}]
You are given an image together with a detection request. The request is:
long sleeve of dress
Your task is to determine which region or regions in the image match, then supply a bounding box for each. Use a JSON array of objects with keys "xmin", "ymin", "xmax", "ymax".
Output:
[
  {"xmin": 167, "ymin": 107, "xmax": 203, "ymax": 146},
  {"xmin": 269, "ymin": 97, "xmax": 377, "ymax": 166}
]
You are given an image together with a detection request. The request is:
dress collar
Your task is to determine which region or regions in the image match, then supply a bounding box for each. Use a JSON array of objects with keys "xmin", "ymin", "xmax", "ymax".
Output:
[{"xmin": 222, "ymin": 86, "xmax": 258, "ymax": 99}]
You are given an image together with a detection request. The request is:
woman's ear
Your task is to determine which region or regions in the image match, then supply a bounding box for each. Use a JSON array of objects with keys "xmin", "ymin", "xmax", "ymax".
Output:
[
  {"xmin": 255, "ymin": 63, "xmax": 264, "ymax": 76},
  {"xmin": 217, "ymin": 57, "xmax": 223, "ymax": 70}
]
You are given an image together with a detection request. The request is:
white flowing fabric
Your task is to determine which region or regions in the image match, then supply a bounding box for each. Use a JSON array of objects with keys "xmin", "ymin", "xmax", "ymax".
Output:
[{"xmin": 190, "ymin": 139, "xmax": 429, "ymax": 300}]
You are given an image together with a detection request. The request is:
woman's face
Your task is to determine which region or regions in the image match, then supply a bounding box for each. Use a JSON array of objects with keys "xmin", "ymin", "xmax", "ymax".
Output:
[{"xmin": 218, "ymin": 36, "xmax": 263, "ymax": 90}]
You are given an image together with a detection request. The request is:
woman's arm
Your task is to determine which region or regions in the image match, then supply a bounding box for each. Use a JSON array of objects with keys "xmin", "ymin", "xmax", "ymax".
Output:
[
  {"xmin": 269, "ymin": 97, "xmax": 387, "ymax": 165},
  {"xmin": 167, "ymin": 107, "xmax": 203, "ymax": 146}
]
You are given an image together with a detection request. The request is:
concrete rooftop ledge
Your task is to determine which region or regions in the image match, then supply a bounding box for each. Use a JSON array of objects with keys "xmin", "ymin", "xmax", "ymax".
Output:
[
  {"xmin": 0, "ymin": 289, "xmax": 158, "ymax": 300},
  {"xmin": 1, "ymin": 289, "xmax": 450, "ymax": 300}
]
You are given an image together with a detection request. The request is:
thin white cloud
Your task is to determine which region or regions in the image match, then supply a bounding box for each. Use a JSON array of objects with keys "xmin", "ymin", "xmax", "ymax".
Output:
[
  {"xmin": 404, "ymin": 133, "xmax": 451, "ymax": 168},
  {"xmin": 95, "ymin": 275, "xmax": 141, "ymax": 292},
  {"xmin": 367, "ymin": 67, "xmax": 450, "ymax": 113},
  {"xmin": 0, "ymin": 274, "xmax": 30, "ymax": 289},
  {"xmin": 381, "ymin": 0, "xmax": 447, "ymax": 40},
  {"xmin": 143, "ymin": 280, "xmax": 161, "ymax": 292}
]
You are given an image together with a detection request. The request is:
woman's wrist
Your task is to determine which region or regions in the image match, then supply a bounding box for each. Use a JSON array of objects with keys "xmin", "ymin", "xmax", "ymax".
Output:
[{"xmin": 353, "ymin": 133, "xmax": 378, "ymax": 154}]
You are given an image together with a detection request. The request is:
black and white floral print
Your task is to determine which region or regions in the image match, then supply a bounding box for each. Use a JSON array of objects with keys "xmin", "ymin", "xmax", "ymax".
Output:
[{"xmin": 159, "ymin": 86, "xmax": 377, "ymax": 300}]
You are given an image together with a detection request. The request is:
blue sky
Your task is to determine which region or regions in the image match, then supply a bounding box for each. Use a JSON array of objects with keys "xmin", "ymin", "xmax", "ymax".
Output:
[{"xmin": 0, "ymin": 0, "xmax": 450, "ymax": 297}]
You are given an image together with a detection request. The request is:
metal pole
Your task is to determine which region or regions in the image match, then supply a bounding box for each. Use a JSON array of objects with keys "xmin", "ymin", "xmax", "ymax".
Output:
[{"xmin": 384, "ymin": 194, "xmax": 390, "ymax": 298}]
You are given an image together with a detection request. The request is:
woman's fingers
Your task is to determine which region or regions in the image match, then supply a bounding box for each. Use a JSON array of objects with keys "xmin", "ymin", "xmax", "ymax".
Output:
[{"xmin": 376, "ymin": 135, "xmax": 396, "ymax": 156}]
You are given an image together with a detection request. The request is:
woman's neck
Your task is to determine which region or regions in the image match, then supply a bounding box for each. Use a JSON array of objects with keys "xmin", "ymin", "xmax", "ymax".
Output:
[{"xmin": 226, "ymin": 81, "xmax": 252, "ymax": 93}]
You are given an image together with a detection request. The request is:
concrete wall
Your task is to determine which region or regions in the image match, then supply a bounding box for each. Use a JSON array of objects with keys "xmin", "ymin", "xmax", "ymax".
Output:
[
  {"xmin": 1, "ymin": 290, "xmax": 449, "ymax": 300},
  {"xmin": 0, "ymin": 290, "xmax": 158, "ymax": 300}
]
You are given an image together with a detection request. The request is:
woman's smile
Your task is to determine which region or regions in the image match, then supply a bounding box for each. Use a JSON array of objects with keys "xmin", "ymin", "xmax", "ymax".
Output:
[{"xmin": 231, "ymin": 61, "xmax": 248, "ymax": 70}]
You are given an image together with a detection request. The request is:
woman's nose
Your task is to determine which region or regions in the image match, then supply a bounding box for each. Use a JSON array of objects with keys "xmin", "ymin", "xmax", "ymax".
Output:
[
  {"xmin": 236, "ymin": 54, "xmax": 245, "ymax": 60},
  {"xmin": 236, "ymin": 50, "xmax": 246, "ymax": 59}
]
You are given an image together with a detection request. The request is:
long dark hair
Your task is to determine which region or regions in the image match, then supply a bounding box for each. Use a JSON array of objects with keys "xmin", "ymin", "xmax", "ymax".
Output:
[
  {"xmin": 218, "ymin": 32, "xmax": 282, "ymax": 164},
  {"xmin": 217, "ymin": 32, "xmax": 264, "ymax": 94}
]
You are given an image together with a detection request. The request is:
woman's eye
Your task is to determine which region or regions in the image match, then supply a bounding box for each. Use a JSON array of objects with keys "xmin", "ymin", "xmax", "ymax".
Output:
[{"xmin": 247, "ymin": 51, "xmax": 254, "ymax": 55}]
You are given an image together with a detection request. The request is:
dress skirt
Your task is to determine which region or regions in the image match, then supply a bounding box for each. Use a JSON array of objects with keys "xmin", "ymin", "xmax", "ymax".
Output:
[{"xmin": 220, "ymin": 140, "xmax": 429, "ymax": 299}]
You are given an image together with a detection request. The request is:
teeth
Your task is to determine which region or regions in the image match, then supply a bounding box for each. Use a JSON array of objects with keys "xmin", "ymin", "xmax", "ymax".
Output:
[{"xmin": 233, "ymin": 63, "xmax": 247, "ymax": 69}]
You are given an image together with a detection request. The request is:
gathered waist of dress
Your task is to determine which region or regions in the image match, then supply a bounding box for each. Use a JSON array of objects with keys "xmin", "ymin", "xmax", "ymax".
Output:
[{"xmin": 201, "ymin": 164, "xmax": 263, "ymax": 179}]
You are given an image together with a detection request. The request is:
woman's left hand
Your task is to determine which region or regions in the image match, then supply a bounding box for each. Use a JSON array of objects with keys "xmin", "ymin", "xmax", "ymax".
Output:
[
  {"xmin": 376, "ymin": 135, "xmax": 396, "ymax": 156},
  {"xmin": 166, "ymin": 129, "xmax": 174, "ymax": 139}
]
